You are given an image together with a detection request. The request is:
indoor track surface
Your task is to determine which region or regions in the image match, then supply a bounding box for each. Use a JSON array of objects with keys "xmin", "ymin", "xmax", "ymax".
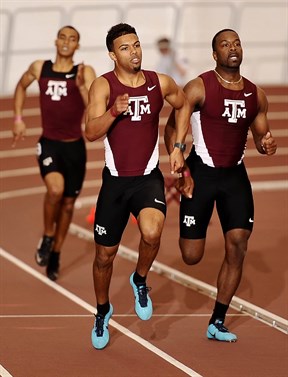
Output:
[{"xmin": 1, "ymin": 87, "xmax": 287, "ymax": 377}]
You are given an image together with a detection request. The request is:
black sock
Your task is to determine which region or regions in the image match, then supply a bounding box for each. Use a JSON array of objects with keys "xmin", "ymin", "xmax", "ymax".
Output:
[
  {"xmin": 49, "ymin": 251, "xmax": 60, "ymax": 266},
  {"xmin": 133, "ymin": 271, "xmax": 146, "ymax": 286},
  {"xmin": 209, "ymin": 301, "xmax": 229, "ymax": 325},
  {"xmin": 97, "ymin": 301, "xmax": 110, "ymax": 317}
]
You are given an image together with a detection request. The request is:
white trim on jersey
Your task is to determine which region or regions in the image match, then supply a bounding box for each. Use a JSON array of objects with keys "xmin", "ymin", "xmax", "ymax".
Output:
[
  {"xmin": 191, "ymin": 111, "xmax": 215, "ymax": 167},
  {"xmin": 104, "ymin": 137, "xmax": 119, "ymax": 176},
  {"xmin": 144, "ymin": 133, "xmax": 160, "ymax": 175}
]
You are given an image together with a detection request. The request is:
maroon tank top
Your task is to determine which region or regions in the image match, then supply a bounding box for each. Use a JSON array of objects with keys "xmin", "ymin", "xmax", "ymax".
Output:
[
  {"xmin": 192, "ymin": 70, "xmax": 258, "ymax": 167},
  {"xmin": 102, "ymin": 70, "xmax": 164, "ymax": 176},
  {"xmin": 38, "ymin": 60, "xmax": 85, "ymax": 140}
]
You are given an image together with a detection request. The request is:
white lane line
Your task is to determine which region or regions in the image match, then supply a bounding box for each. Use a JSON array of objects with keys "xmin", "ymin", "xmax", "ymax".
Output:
[
  {"xmin": 0, "ymin": 247, "xmax": 203, "ymax": 377},
  {"xmin": 0, "ymin": 313, "xmax": 248, "ymax": 319},
  {"xmin": 0, "ymin": 180, "xmax": 102, "ymax": 200},
  {"xmin": 0, "ymin": 141, "xmax": 103, "ymax": 158},
  {"xmin": 68, "ymin": 223, "xmax": 288, "ymax": 335},
  {"xmin": 1, "ymin": 179, "xmax": 287, "ymax": 201},
  {"xmin": 251, "ymin": 180, "xmax": 288, "ymax": 191},
  {"xmin": 1, "ymin": 145, "xmax": 288, "ymax": 160},
  {"xmin": 1, "ymin": 164, "xmax": 288, "ymax": 179},
  {"xmin": 0, "ymin": 161, "xmax": 105, "ymax": 178},
  {"xmin": 1, "ymin": 127, "xmax": 288, "ymax": 140},
  {"xmin": 0, "ymin": 365, "xmax": 14, "ymax": 377}
]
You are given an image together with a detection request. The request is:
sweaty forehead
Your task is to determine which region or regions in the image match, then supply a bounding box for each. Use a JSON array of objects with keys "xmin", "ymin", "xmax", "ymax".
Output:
[
  {"xmin": 114, "ymin": 33, "xmax": 139, "ymax": 47},
  {"xmin": 59, "ymin": 28, "xmax": 78, "ymax": 40},
  {"xmin": 217, "ymin": 31, "xmax": 240, "ymax": 44}
]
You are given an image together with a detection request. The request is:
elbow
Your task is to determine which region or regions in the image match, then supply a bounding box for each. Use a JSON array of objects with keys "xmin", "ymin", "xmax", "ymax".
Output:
[
  {"xmin": 85, "ymin": 134, "xmax": 96, "ymax": 142},
  {"xmin": 84, "ymin": 128, "xmax": 96, "ymax": 142}
]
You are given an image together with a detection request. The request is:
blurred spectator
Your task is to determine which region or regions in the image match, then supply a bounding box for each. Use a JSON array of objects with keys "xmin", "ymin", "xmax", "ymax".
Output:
[{"xmin": 155, "ymin": 37, "xmax": 189, "ymax": 87}]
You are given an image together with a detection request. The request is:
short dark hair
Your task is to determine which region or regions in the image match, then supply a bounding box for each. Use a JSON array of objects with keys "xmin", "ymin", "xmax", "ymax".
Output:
[
  {"xmin": 106, "ymin": 23, "xmax": 137, "ymax": 52},
  {"xmin": 57, "ymin": 25, "xmax": 80, "ymax": 42},
  {"xmin": 212, "ymin": 28, "xmax": 237, "ymax": 51}
]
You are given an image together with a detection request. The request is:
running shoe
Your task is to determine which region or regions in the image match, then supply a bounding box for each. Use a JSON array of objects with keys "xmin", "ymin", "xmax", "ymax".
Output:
[
  {"xmin": 46, "ymin": 251, "xmax": 60, "ymax": 281},
  {"xmin": 129, "ymin": 273, "xmax": 153, "ymax": 321},
  {"xmin": 207, "ymin": 319, "xmax": 237, "ymax": 342},
  {"xmin": 35, "ymin": 235, "xmax": 54, "ymax": 266},
  {"xmin": 91, "ymin": 304, "xmax": 113, "ymax": 350}
]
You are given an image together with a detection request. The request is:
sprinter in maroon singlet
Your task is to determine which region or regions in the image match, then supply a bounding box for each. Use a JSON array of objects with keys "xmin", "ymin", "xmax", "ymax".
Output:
[
  {"xmin": 12, "ymin": 26, "xmax": 96, "ymax": 281},
  {"xmin": 85, "ymin": 23, "xmax": 191, "ymax": 350},
  {"xmin": 165, "ymin": 29, "xmax": 277, "ymax": 342}
]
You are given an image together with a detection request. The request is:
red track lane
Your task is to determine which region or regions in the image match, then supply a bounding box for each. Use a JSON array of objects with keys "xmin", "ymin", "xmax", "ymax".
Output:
[{"xmin": 0, "ymin": 88, "xmax": 287, "ymax": 377}]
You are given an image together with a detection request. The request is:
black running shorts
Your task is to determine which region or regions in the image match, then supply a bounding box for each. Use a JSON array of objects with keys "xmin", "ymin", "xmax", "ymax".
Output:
[
  {"xmin": 180, "ymin": 151, "xmax": 254, "ymax": 239},
  {"xmin": 37, "ymin": 136, "xmax": 86, "ymax": 197},
  {"xmin": 94, "ymin": 166, "xmax": 166, "ymax": 246}
]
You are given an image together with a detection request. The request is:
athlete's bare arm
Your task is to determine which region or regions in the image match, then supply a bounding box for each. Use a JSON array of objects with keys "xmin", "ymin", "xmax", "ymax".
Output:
[
  {"xmin": 250, "ymin": 87, "xmax": 277, "ymax": 155},
  {"xmin": 85, "ymin": 76, "xmax": 129, "ymax": 141},
  {"xmin": 76, "ymin": 63, "xmax": 97, "ymax": 106},
  {"xmin": 164, "ymin": 76, "xmax": 205, "ymax": 199},
  {"xmin": 158, "ymin": 73, "xmax": 191, "ymax": 175},
  {"xmin": 164, "ymin": 77, "xmax": 204, "ymax": 153},
  {"xmin": 12, "ymin": 60, "xmax": 44, "ymax": 147}
]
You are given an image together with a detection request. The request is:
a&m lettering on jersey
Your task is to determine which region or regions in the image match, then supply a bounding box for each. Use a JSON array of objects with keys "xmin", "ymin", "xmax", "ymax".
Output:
[
  {"xmin": 45, "ymin": 80, "xmax": 67, "ymax": 101},
  {"xmin": 222, "ymin": 99, "xmax": 247, "ymax": 124},
  {"xmin": 124, "ymin": 96, "xmax": 151, "ymax": 121}
]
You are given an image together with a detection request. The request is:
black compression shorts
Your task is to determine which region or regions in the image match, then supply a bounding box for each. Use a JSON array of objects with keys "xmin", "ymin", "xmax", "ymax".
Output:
[
  {"xmin": 180, "ymin": 151, "xmax": 254, "ymax": 239},
  {"xmin": 94, "ymin": 166, "xmax": 166, "ymax": 246},
  {"xmin": 37, "ymin": 136, "xmax": 86, "ymax": 197}
]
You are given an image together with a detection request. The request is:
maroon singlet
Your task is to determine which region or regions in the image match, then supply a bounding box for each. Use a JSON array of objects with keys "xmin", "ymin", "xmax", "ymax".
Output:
[
  {"xmin": 38, "ymin": 60, "xmax": 85, "ymax": 140},
  {"xmin": 102, "ymin": 70, "xmax": 164, "ymax": 176},
  {"xmin": 192, "ymin": 70, "xmax": 258, "ymax": 167}
]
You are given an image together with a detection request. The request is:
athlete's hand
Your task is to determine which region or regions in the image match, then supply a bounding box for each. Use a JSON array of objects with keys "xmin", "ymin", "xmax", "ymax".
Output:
[
  {"xmin": 175, "ymin": 169, "xmax": 194, "ymax": 199},
  {"xmin": 261, "ymin": 132, "xmax": 277, "ymax": 155},
  {"xmin": 169, "ymin": 147, "xmax": 185, "ymax": 175},
  {"xmin": 12, "ymin": 119, "xmax": 26, "ymax": 147},
  {"xmin": 110, "ymin": 94, "xmax": 129, "ymax": 116}
]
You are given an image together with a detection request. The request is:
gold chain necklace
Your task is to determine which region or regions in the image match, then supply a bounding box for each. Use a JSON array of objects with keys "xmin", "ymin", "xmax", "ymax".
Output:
[{"xmin": 214, "ymin": 69, "xmax": 242, "ymax": 84}]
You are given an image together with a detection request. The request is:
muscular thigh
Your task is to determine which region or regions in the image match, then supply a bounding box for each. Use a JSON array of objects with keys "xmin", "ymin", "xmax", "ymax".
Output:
[
  {"xmin": 61, "ymin": 138, "xmax": 86, "ymax": 197},
  {"xmin": 216, "ymin": 163, "xmax": 254, "ymax": 234},
  {"xmin": 129, "ymin": 167, "xmax": 166, "ymax": 218},
  {"xmin": 94, "ymin": 167, "xmax": 166, "ymax": 247},
  {"xmin": 37, "ymin": 137, "xmax": 61, "ymax": 177},
  {"xmin": 180, "ymin": 164, "xmax": 216, "ymax": 239},
  {"xmin": 37, "ymin": 137, "xmax": 86, "ymax": 198},
  {"xmin": 94, "ymin": 168, "xmax": 130, "ymax": 247}
]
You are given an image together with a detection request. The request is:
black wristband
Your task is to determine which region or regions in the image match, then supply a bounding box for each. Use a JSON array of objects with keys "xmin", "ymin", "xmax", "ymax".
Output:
[{"xmin": 174, "ymin": 142, "xmax": 186, "ymax": 152}]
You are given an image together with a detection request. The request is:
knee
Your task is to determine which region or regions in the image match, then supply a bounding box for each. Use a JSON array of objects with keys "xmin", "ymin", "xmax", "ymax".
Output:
[
  {"xmin": 179, "ymin": 239, "xmax": 204, "ymax": 265},
  {"xmin": 141, "ymin": 226, "xmax": 162, "ymax": 248},
  {"xmin": 62, "ymin": 200, "xmax": 75, "ymax": 216},
  {"xmin": 225, "ymin": 230, "xmax": 251, "ymax": 262},
  {"xmin": 94, "ymin": 246, "xmax": 116, "ymax": 269},
  {"xmin": 47, "ymin": 185, "xmax": 64, "ymax": 204},
  {"xmin": 181, "ymin": 250, "xmax": 202, "ymax": 265}
]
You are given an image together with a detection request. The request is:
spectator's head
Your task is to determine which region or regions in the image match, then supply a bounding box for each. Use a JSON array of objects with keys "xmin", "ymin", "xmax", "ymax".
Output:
[{"xmin": 157, "ymin": 38, "xmax": 171, "ymax": 55}]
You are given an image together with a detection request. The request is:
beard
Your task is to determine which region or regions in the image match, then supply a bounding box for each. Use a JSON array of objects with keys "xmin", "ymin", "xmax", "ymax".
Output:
[{"xmin": 133, "ymin": 65, "xmax": 141, "ymax": 72}]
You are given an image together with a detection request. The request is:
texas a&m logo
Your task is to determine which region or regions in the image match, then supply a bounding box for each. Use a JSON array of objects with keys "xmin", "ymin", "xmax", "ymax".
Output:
[
  {"xmin": 45, "ymin": 80, "xmax": 67, "ymax": 101},
  {"xmin": 123, "ymin": 96, "xmax": 151, "ymax": 121},
  {"xmin": 222, "ymin": 99, "xmax": 247, "ymax": 124}
]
